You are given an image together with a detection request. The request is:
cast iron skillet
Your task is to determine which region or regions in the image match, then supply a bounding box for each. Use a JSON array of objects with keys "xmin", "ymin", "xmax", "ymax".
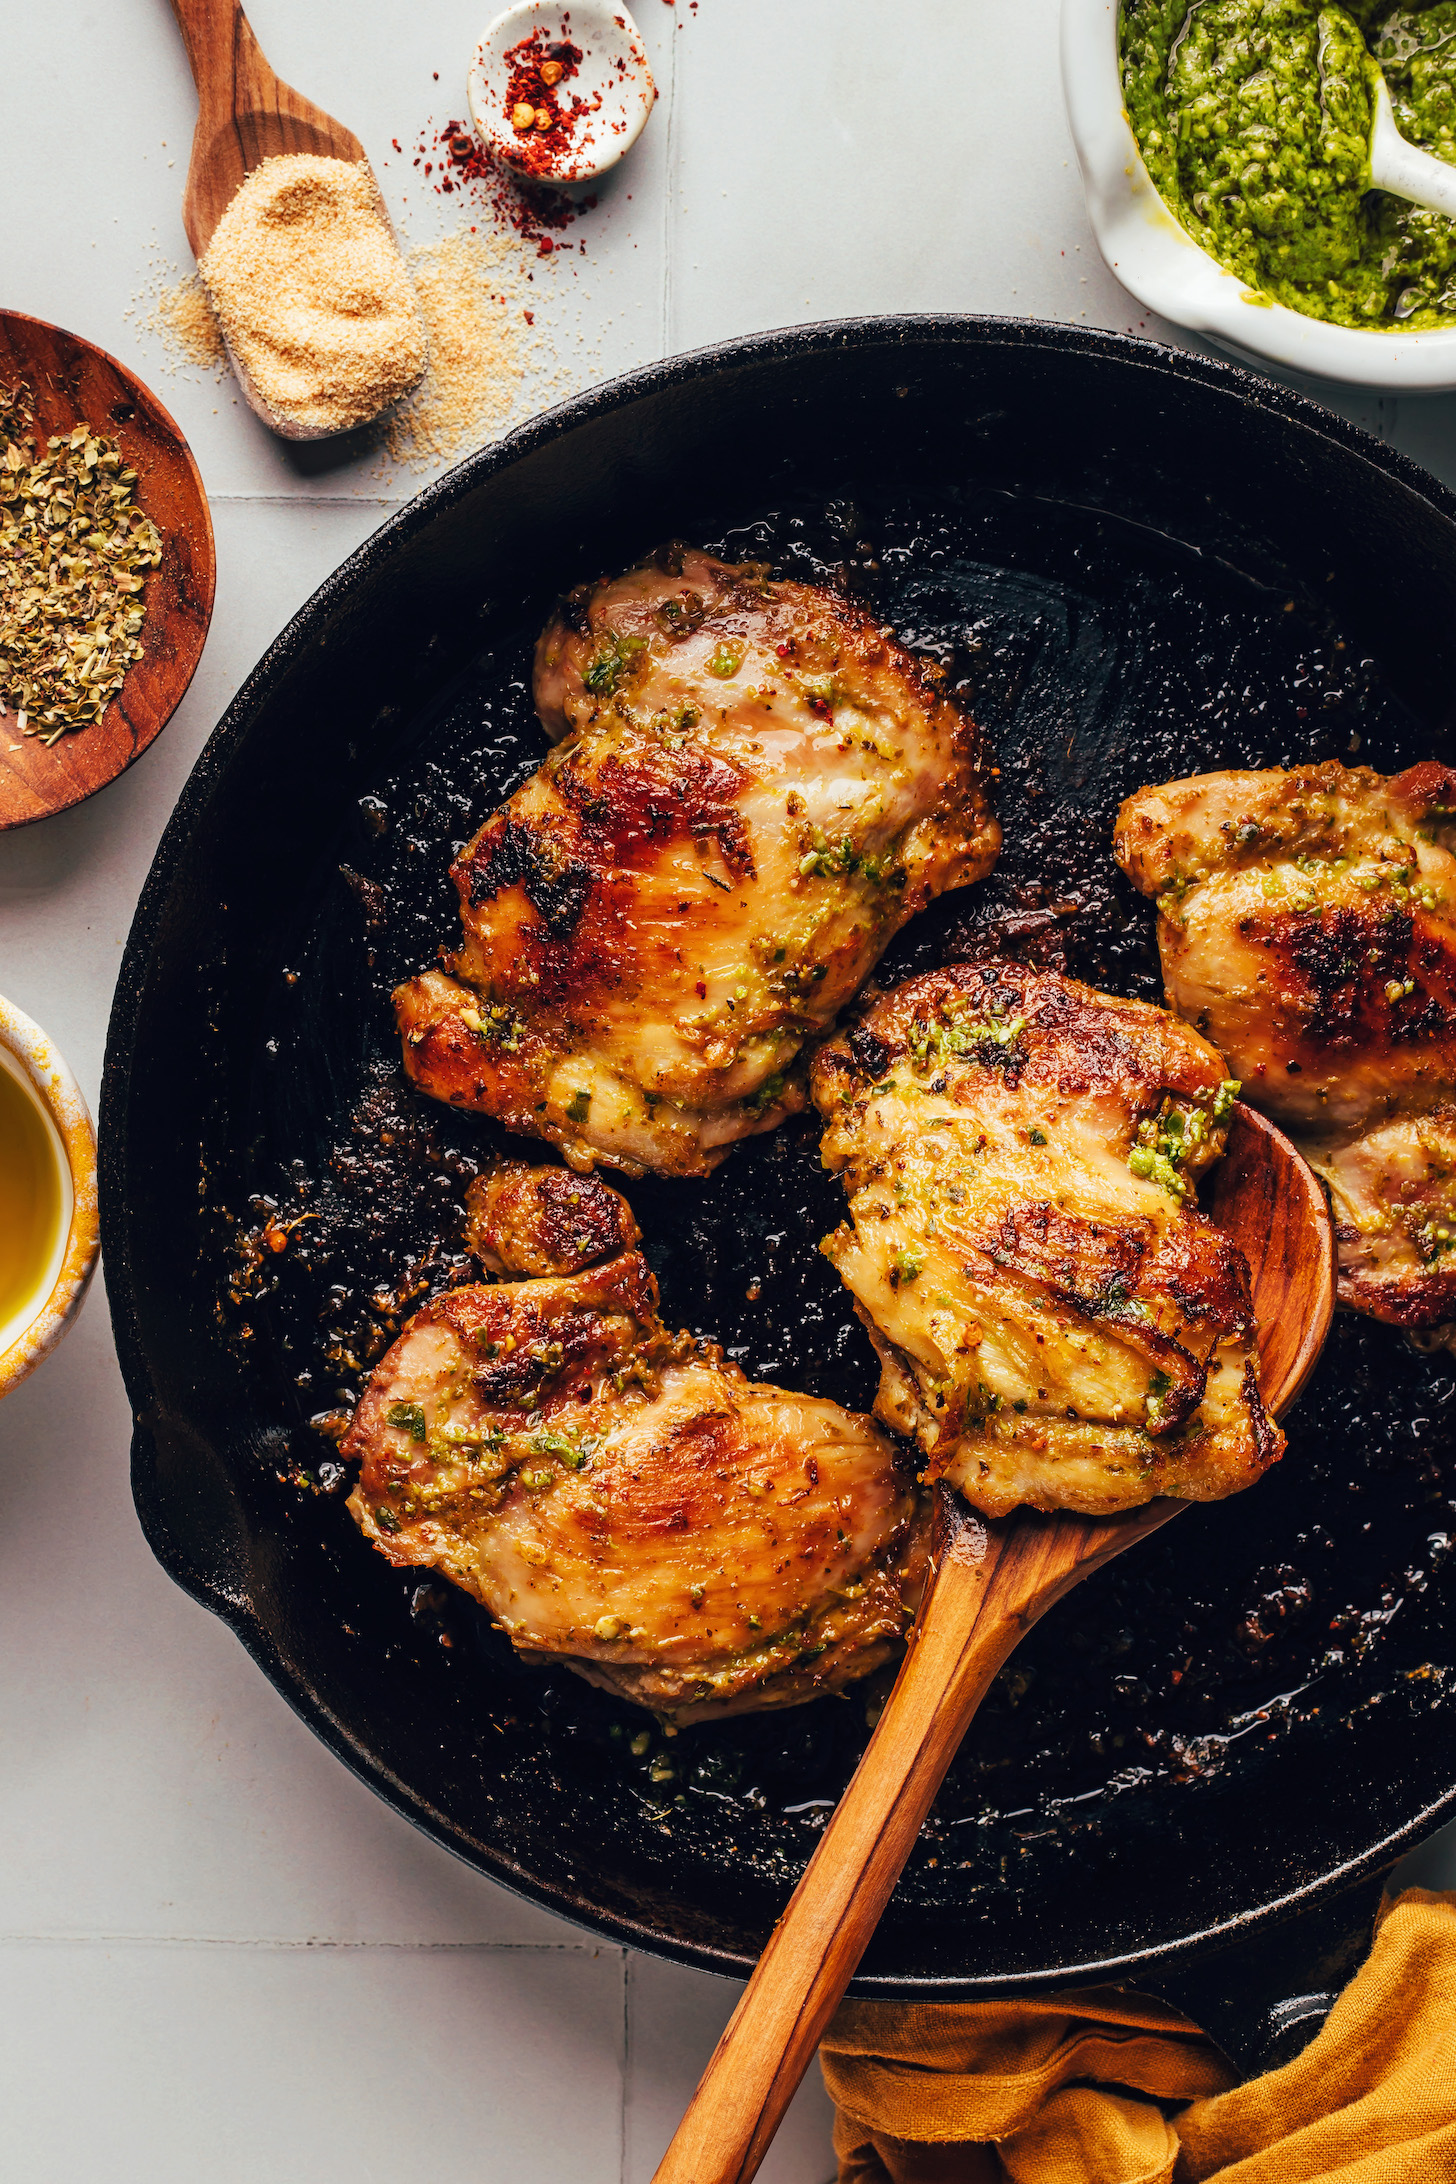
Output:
[{"xmin": 102, "ymin": 319, "xmax": 1456, "ymax": 2073}]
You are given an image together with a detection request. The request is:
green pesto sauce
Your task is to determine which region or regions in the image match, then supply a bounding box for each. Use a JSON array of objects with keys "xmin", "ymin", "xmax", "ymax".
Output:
[{"xmin": 1122, "ymin": 1, "xmax": 1456, "ymax": 327}]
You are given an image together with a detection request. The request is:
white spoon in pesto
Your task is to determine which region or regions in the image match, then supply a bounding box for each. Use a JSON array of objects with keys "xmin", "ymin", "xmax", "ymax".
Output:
[{"xmin": 1370, "ymin": 74, "xmax": 1456, "ymax": 219}]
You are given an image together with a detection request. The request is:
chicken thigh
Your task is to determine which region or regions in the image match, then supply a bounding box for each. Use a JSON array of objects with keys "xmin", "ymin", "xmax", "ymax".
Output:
[
  {"xmin": 1115, "ymin": 760, "xmax": 1456, "ymax": 1328},
  {"xmin": 464, "ymin": 1157, "xmax": 641, "ymax": 1277},
  {"xmin": 345, "ymin": 1164, "xmax": 924, "ymax": 1721},
  {"xmin": 810, "ymin": 963, "xmax": 1281, "ymax": 1519},
  {"xmin": 394, "ymin": 547, "xmax": 1000, "ymax": 1178}
]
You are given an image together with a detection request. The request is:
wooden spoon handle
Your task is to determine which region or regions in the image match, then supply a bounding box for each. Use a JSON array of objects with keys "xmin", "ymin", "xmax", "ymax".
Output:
[
  {"xmin": 654, "ymin": 1103, "xmax": 1329, "ymax": 2184},
  {"xmin": 168, "ymin": 0, "xmax": 269, "ymax": 114},
  {"xmin": 650, "ymin": 1490, "xmax": 1177, "ymax": 2184},
  {"xmin": 167, "ymin": 0, "xmax": 366, "ymax": 262}
]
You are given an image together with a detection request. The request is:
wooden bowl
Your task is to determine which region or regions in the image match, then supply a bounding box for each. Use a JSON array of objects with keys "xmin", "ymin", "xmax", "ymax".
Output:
[{"xmin": 0, "ymin": 310, "xmax": 215, "ymax": 830}]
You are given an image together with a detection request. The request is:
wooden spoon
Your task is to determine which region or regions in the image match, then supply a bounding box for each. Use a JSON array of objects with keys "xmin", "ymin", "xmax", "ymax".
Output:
[
  {"xmin": 167, "ymin": 0, "xmax": 415, "ymax": 440},
  {"xmin": 652, "ymin": 1103, "xmax": 1334, "ymax": 2184},
  {"xmin": 0, "ymin": 311, "xmax": 215, "ymax": 832}
]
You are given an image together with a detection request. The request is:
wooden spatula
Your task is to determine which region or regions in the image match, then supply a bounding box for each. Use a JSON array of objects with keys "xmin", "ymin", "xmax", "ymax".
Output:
[
  {"xmin": 166, "ymin": 0, "xmax": 411, "ymax": 439},
  {"xmin": 653, "ymin": 1103, "xmax": 1335, "ymax": 2184}
]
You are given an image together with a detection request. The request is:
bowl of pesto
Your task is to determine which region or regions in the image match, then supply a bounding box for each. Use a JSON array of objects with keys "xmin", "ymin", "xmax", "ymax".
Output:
[{"xmin": 1063, "ymin": 0, "xmax": 1456, "ymax": 386}]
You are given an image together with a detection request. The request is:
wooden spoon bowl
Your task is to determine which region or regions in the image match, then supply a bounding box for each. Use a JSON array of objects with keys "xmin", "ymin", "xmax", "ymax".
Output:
[
  {"xmin": 654, "ymin": 1102, "xmax": 1335, "ymax": 2184},
  {"xmin": 0, "ymin": 311, "xmax": 214, "ymax": 832},
  {"xmin": 168, "ymin": 0, "xmax": 419, "ymax": 441},
  {"xmin": 170, "ymin": 0, "xmax": 368, "ymax": 265}
]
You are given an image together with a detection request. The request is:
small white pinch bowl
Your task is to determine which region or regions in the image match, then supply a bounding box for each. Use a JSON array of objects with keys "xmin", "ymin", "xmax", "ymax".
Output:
[
  {"xmin": 0, "ymin": 996, "xmax": 99, "ymax": 1402},
  {"xmin": 1062, "ymin": 0, "xmax": 1456, "ymax": 389},
  {"xmin": 467, "ymin": 0, "xmax": 655, "ymax": 188}
]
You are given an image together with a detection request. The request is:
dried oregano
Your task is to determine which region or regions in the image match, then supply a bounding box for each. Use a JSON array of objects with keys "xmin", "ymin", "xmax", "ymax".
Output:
[{"xmin": 0, "ymin": 380, "xmax": 162, "ymax": 744}]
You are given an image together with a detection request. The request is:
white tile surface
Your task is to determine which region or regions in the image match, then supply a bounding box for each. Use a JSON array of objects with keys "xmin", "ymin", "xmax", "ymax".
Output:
[
  {"xmin": 0, "ymin": 1277, "xmax": 580, "ymax": 1951},
  {"xmin": 3, "ymin": 0, "xmax": 1456, "ymax": 2178},
  {"xmin": 624, "ymin": 1955, "xmax": 837, "ymax": 2184},
  {"xmin": 667, "ymin": 0, "xmax": 1134, "ymax": 349},
  {"xmin": 0, "ymin": 1938, "xmax": 624, "ymax": 2184}
]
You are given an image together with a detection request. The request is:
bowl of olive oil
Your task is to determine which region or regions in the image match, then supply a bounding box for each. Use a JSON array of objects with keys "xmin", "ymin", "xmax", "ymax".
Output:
[{"xmin": 0, "ymin": 998, "xmax": 98, "ymax": 1399}]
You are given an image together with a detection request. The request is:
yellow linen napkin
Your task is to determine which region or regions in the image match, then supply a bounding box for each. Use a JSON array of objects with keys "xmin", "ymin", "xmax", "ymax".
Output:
[{"xmin": 820, "ymin": 1887, "xmax": 1456, "ymax": 2184}]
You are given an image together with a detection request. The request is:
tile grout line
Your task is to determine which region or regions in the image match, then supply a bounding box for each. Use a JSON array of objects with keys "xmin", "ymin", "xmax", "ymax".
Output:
[
  {"xmin": 206, "ymin": 492, "xmax": 412, "ymax": 506},
  {"xmin": 619, "ymin": 1949, "xmax": 633, "ymax": 2184},
  {"xmin": 0, "ymin": 1932, "xmax": 608, "ymax": 1953},
  {"xmin": 660, "ymin": 13, "xmax": 679, "ymax": 363}
]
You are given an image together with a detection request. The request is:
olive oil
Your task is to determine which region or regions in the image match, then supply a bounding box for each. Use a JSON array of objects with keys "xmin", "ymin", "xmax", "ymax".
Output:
[{"xmin": 0, "ymin": 1055, "xmax": 65, "ymax": 1348}]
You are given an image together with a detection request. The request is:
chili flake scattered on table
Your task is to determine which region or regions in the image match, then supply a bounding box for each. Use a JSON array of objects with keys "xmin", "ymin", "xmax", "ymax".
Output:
[
  {"xmin": 0, "ymin": 380, "xmax": 161, "ymax": 744},
  {"xmin": 410, "ymin": 117, "xmax": 596, "ymax": 254}
]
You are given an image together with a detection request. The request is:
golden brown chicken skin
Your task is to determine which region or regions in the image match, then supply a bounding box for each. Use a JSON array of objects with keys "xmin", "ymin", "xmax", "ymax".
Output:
[
  {"xmin": 810, "ymin": 963, "xmax": 1281, "ymax": 1520},
  {"xmin": 465, "ymin": 1158, "xmax": 641, "ymax": 1277},
  {"xmin": 1115, "ymin": 760, "xmax": 1456, "ymax": 1328},
  {"xmin": 344, "ymin": 1190, "xmax": 923, "ymax": 1722},
  {"xmin": 394, "ymin": 546, "xmax": 1000, "ymax": 1178}
]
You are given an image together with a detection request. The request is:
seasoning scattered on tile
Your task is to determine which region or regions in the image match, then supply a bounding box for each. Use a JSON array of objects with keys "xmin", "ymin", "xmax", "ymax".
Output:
[
  {"xmin": 410, "ymin": 114, "xmax": 598, "ymax": 255},
  {"xmin": 385, "ymin": 230, "xmax": 530, "ymax": 467},
  {"xmin": 198, "ymin": 155, "xmax": 428, "ymax": 435},
  {"xmin": 0, "ymin": 381, "xmax": 162, "ymax": 745},
  {"xmin": 381, "ymin": 223, "xmax": 601, "ymax": 476},
  {"xmin": 150, "ymin": 274, "xmax": 228, "ymax": 373},
  {"xmin": 135, "ymin": 148, "xmax": 602, "ymax": 479}
]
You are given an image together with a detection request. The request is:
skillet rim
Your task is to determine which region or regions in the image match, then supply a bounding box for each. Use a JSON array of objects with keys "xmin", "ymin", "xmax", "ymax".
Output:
[{"xmin": 101, "ymin": 310, "xmax": 1456, "ymax": 1994}]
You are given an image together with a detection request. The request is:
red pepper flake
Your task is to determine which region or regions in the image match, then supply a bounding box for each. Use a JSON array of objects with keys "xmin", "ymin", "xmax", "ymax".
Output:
[
  {"xmin": 501, "ymin": 31, "xmax": 587, "ymax": 175},
  {"xmin": 411, "ymin": 110, "xmax": 599, "ymax": 252}
]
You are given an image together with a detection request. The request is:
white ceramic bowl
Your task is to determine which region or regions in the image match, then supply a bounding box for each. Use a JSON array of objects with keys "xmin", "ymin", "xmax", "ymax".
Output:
[
  {"xmin": 0, "ymin": 996, "xmax": 99, "ymax": 1400},
  {"xmin": 1062, "ymin": 0, "xmax": 1456, "ymax": 389},
  {"xmin": 467, "ymin": 0, "xmax": 655, "ymax": 188}
]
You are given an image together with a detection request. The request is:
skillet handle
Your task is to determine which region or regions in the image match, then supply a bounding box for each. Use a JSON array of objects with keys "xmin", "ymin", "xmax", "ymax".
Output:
[
  {"xmin": 1133, "ymin": 1872, "xmax": 1388, "ymax": 2078},
  {"xmin": 131, "ymin": 1412, "xmax": 256, "ymax": 1626}
]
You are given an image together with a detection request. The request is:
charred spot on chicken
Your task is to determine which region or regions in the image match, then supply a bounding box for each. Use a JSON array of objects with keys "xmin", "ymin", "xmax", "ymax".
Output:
[
  {"xmin": 1115, "ymin": 759, "xmax": 1456, "ymax": 1332},
  {"xmin": 344, "ymin": 1164, "xmax": 925, "ymax": 1721},
  {"xmin": 394, "ymin": 547, "xmax": 1000, "ymax": 1179},
  {"xmin": 810, "ymin": 962, "xmax": 1283, "ymax": 1519},
  {"xmin": 465, "ymin": 1157, "xmax": 642, "ymax": 1278}
]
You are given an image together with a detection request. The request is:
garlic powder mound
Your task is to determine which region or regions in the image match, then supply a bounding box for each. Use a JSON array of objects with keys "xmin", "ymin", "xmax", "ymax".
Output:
[{"xmin": 199, "ymin": 154, "xmax": 427, "ymax": 436}]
